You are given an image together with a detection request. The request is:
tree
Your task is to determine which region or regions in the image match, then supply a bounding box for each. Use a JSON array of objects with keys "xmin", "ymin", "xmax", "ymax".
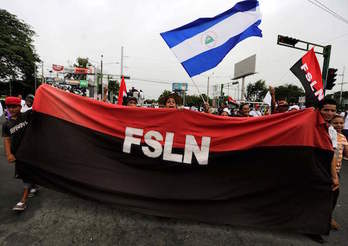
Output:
[
  {"xmin": 326, "ymin": 91, "xmax": 348, "ymax": 110},
  {"xmin": 0, "ymin": 9, "xmax": 40, "ymax": 95},
  {"xmin": 74, "ymin": 57, "xmax": 90, "ymax": 68},
  {"xmin": 246, "ymin": 80, "xmax": 268, "ymax": 102},
  {"xmin": 106, "ymin": 79, "xmax": 119, "ymax": 103},
  {"xmin": 185, "ymin": 94, "xmax": 212, "ymax": 107},
  {"xmin": 185, "ymin": 94, "xmax": 202, "ymax": 107},
  {"xmin": 274, "ymin": 84, "xmax": 304, "ymax": 103},
  {"xmin": 108, "ymin": 79, "xmax": 119, "ymax": 95}
]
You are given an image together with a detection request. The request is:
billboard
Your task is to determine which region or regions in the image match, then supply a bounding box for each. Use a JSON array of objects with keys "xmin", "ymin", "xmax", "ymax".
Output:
[
  {"xmin": 52, "ymin": 64, "xmax": 64, "ymax": 72},
  {"xmin": 233, "ymin": 54, "xmax": 256, "ymax": 79},
  {"xmin": 172, "ymin": 83, "xmax": 188, "ymax": 92}
]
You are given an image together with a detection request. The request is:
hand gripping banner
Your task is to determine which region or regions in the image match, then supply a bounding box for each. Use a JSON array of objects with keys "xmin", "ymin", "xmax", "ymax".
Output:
[{"xmin": 16, "ymin": 85, "xmax": 334, "ymax": 234}]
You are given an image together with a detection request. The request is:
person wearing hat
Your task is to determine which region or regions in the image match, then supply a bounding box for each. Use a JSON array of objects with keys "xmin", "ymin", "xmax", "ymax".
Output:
[
  {"xmin": 21, "ymin": 94, "xmax": 35, "ymax": 113},
  {"xmin": 220, "ymin": 108, "xmax": 230, "ymax": 117},
  {"xmin": 2, "ymin": 96, "xmax": 35, "ymax": 211}
]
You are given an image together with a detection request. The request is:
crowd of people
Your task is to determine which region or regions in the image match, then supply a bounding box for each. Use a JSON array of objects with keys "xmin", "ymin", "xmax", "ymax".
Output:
[{"xmin": 1, "ymin": 85, "xmax": 347, "ymax": 244}]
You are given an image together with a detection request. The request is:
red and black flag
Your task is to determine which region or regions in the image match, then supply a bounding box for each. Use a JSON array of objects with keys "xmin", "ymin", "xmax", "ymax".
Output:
[
  {"xmin": 290, "ymin": 48, "xmax": 324, "ymax": 106},
  {"xmin": 16, "ymin": 85, "xmax": 334, "ymax": 234},
  {"xmin": 118, "ymin": 76, "xmax": 127, "ymax": 105}
]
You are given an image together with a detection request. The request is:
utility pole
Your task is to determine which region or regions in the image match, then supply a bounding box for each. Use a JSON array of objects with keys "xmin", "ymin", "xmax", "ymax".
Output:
[
  {"xmin": 340, "ymin": 66, "xmax": 346, "ymax": 106},
  {"xmin": 101, "ymin": 54, "xmax": 103, "ymax": 100},
  {"xmin": 120, "ymin": 46, "xmax": 124, "ymax": 78},
  {"xmin": 227, "ymin": 82, "xmax": 230, "ymax": 97},
  {"xmin": 241, "ymin": 77, "xmax": 246, "ymax": 100},
  {"xmin": 237, "ymin": 82, "xmax": 240, "ymax": 101}
]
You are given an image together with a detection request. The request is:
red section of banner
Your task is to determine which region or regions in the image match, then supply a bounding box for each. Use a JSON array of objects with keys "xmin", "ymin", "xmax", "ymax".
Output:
[
  {"xmin": 33, "ymin": 85, "xmax": 332, "ymax": 152},
  {"xmin": 301, "ymin": 48, "xmax": 323, "ymax": 92}
]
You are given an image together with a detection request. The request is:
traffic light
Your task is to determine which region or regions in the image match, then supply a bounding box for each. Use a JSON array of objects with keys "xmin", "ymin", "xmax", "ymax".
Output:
[
  {"xmin": 326, "ymin": 68, "xmax": 338, "ymax": 90},
  {"xmin": 277, "ymin": 35, "xmax": 298, "ymax": 46}
]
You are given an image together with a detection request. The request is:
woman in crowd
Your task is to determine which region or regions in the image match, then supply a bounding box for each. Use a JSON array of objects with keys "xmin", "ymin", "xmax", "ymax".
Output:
[
  {"xmin": 237, "ymin": 103, "xmax": 250, "ymax": 117},
  {"xmin": 330, "ymin": 114, "xmax": 348, "ymax": 230},
  {"xmin": 220, "ymin": 108, "xmax": 230, "ymax": 117},
  {"xmin": 163, "ymin": 93, "xmax": 182, "ymax": 109}
]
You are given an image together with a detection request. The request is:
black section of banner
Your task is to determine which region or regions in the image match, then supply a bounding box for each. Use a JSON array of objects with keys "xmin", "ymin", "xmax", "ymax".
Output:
[
  {"xmin": 290, "ymin": 59, "xmax": 316, "ymax": 107},
  {"xmin": 16, "ymin": 113, "xmax": 333, "ymax": 234}
]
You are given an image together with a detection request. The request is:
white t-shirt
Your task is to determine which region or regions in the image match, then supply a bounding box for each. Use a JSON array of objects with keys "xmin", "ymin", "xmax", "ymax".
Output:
[
  {"xmin": 328, "ymin": 125, "xmax": 338, "ymax": 149},
  {"xmin": 21, "ymin": 104, "xmax": 32, "ymax": 113},
  {"xmin": 343, "ymin": 112, "xmax": 348, "ymax": 130},
  {"xmin": 249, "ymin": 110, "xmax": 262, "ymax": 117},
  {"xmin": 0, "ymin": 102, "xmax": 3, "ymax": 117}
]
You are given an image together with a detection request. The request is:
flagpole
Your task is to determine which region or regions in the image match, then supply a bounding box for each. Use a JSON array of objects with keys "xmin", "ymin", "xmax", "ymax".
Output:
[{"xmin": 189, "ymin": 77, "xmax": 206, "ymax": 104}]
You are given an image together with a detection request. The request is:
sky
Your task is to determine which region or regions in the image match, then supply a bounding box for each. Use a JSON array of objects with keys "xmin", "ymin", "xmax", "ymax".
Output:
[{"xmin": 1, "ymin": 0, "xmax": 348, "ymax": 99}]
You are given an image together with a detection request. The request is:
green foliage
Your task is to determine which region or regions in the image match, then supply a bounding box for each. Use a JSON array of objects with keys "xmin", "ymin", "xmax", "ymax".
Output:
[
  {"xmin": 274, "ymin": 84, "xmax": 304, "ymax": 103},
  {"xmin": 185, "ymin": 94, "xmax": 211, "ymax": 107},
  {"xmin": 0, "ymin": 9, "xmax": 40, "ymax": 95},
  {"xmin": 108, "ymin": 79, "xmax": 119, "ymax": 97},
  {"xmin": 185, "ymin": 94, "xmax": 201, "ymax": 106},
  {"xmin": 70, "ymin": 57, "xmax": 90, "ymax": 80},
  {"xmin": 327, "ymin": 91, "xmax": 348, "ymax": 110},
  {"xmin": 246, "ymin": 80, "xmax": 268, "ymax": 102},
  {"xmin": 158, "ymin": 90, "xmax": 212, "ymax": 107},
  {"xmin": 74, "ymin": 57, "xmax": 90, "ymax": 68}
]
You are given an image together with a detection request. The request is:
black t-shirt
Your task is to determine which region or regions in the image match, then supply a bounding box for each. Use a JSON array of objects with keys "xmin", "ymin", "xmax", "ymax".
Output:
[{"xmin": 1, "ymin": 110, "xmax": 32, "ymax": 155}]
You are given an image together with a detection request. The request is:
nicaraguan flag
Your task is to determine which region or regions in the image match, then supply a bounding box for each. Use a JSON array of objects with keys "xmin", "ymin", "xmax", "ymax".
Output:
[{"xmin": 160, "ymin": 0, "xmax": 262, "ymax": 77}]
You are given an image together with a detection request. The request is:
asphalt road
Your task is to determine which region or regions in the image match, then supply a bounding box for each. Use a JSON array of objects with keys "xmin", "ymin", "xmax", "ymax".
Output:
[{"xmin": 0, "ymin": 115, "xmax": 347, "ymax": 245}]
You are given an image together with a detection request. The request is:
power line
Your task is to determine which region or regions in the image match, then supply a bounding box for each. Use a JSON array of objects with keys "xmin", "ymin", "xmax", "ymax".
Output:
[
  {"xmin": 130, "ymin": 77, "xmax": 207, "ymax": 89},
  {"xmin": 306, "ymin": 0, "xmax": 348, "ymax": 25},
  {"xmin": 312, "ymin": 0, "xmax": 348, "ymax": 23}
]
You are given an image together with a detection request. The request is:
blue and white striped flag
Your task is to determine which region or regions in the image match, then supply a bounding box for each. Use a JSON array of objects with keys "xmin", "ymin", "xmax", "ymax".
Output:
[{"xmin": 160, "ymin": 0, "xmax": 262, "ymax": 77}]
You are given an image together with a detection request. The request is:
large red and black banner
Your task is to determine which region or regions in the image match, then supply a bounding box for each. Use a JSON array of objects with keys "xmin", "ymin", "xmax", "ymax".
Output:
[
  {"xmin": 17, "ymin": 85, "xmax": 334, "ymax": 234},
  {"xmin": 290, "ymin": 48, "xmax": 324, "ymax": 106}
]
